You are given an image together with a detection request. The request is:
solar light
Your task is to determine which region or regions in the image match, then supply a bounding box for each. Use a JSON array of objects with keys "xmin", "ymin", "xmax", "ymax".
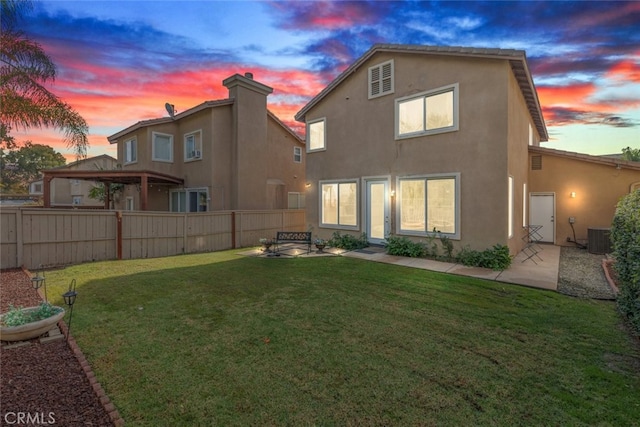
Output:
[
  {"xmin": 31, "ymin": 268, "xmax": 47, "ymax": 303},
  {"xmin": 62, "ymin": 279, "xmax": 78, "ymax": 340}
]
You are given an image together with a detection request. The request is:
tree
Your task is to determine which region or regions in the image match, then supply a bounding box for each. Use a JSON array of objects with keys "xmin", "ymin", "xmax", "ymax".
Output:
[
  {"xmin": 621, "ymin": 146, "xmax": 640, "ymax": 162},
  {"xmin": 0, "ymin": 0, "xmax": 89, "ymax": 157},
  {"xmin": 0, "ymin": 142, "xmax": 65, "ymax": 193}
]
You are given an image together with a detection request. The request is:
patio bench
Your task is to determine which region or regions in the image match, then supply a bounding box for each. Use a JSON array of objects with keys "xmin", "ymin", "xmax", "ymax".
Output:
[{"xmin": 274, "ymin": 231, "xmax": 312, "ymax": 255}]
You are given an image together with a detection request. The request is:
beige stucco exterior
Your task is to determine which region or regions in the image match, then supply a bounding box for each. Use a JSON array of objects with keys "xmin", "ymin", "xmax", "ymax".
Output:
[
  {"xmin": 108, "ymin": 73, "xmax": 305, "ymax": 212},
  {"xmin": 528, "ymin": 146, "xmax": 640, "ymax": 247},
  {"xmin": 32, "ymin": 155, "xmax": 118, "ymax": 208},
  {"xmin": 296, "ymin": 44, "xmax": 546, "ymax": 254}
]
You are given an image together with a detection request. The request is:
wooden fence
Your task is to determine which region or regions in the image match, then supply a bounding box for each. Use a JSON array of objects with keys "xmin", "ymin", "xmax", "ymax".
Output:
[{"xmin": 0, "ymin": 208, "xmax": 306, "ymax": 270}]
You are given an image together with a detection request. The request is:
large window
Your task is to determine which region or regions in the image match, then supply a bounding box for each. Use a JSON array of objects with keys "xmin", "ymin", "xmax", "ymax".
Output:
[
  {"xmin": 307, "ymin": 118, "xmax": 326, "ymax": 152},
  {"xmin": 184, "ymin": 131, "xmax": 202, "ymax": 161},
  {"xmin": 152, "ymin": 132, "xmax": 173, "ymax": 162},
  {"xmin": 398, "ymin": 174, "xmax": 459, "ymax": 238},
  {"xmin": 124, "ymin": 138, "xmax": 137, "ymax": 164},
  {"xmin": 396, "ymin": 83, "xmax": 458, "ymax": 139},
  {"xmin": 369, "ymin": 59, "xmax": 394, "ymax": 99},
  {"xmin": 170, "ymin": 188, "xmax": 208, "ymax": 212},
  {"xmin": 320, "ymin": 180, "xmax": 358, "ymax": 228}
]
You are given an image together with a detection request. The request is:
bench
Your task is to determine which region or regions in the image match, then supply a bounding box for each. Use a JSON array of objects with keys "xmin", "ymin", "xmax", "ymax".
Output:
[{"xmin": 274, "ymin": 231, "xmax": 312, "ymax": 254}]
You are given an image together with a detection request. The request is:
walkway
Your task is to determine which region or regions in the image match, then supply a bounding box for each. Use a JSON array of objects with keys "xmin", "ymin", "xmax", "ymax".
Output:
[{"xmin": 242, "ymin": 243, "xmax": 560, "ymax": 291}]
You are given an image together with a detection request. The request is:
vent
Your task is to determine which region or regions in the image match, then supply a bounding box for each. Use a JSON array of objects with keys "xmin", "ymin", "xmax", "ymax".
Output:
[
  {"xmin": 588, "ymin": 228, "xmax": 612, "ymax": 254},
  {"xmin": 369, "ymin": 60, "xmax": 394, "ymax": 99},
  {"xmin": 531, "ymin": 155, "xmax": 542, "ymax": 170}
]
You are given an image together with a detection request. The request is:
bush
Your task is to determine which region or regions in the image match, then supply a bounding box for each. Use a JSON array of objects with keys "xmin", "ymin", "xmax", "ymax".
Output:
[
  {"xmin": 329, "ymin": 231, "xmax": 369, "ymax": 250},
  {"xmin": 611, "ymin": 190, "xmax": 640, "ymax": 334},
  {"xmin": 457, "ymin": 244, "xmax": 512, "ymax": 271},
  {"xmin": 385, "ymin": 235, "xmax": 425, "ymax": 257}
]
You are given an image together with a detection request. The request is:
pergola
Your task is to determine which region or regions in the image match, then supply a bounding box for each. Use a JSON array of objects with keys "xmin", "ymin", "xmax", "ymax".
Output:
[{"xmin": 41, "ymin": 170, "xmax": 184, "ymax": 210}]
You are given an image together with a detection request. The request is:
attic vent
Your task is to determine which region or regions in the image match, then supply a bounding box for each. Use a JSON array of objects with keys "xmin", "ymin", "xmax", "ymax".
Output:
[
  {"xmin": 369, "ymin": 60, "xmax": 394, "ymax": 99},
  {"xmin": 531, "ymin": 155, "xmax": 542, "ymax": 170}
]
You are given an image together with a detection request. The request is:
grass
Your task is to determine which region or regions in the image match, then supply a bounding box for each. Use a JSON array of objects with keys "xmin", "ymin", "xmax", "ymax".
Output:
[{"xmin": 44, "ymin": 250, "xmax": 640, "ymax": 426}]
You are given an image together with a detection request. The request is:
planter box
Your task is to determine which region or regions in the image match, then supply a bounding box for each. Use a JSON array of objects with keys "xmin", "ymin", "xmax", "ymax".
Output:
[{"xmin": 0, "ymin": 306, "xmax": 65, "ymax": 342}]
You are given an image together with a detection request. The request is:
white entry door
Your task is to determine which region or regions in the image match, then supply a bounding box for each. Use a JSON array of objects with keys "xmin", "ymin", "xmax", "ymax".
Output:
[
  {"xmin": 529, "ymin": 193, "xmax": 555, "ymax": 243},
  {"xmin": 365, "ymin": 179, "xmax": 390, "ymax": 245}
]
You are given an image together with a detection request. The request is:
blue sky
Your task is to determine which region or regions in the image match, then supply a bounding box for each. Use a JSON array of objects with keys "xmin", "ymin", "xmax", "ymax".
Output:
[{"xmin": 14, "ymin": 0, "xmax": 640, "ymax": 159}]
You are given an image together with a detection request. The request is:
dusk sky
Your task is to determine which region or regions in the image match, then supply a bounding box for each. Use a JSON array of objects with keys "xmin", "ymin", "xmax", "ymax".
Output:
[{"xmin": 13, "ymin": 0, "xmax": 640, "ymax": 161}]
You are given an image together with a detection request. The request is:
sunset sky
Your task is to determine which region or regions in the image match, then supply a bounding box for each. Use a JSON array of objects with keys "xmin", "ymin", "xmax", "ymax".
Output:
[{"xmin": 12, "ymin": 0, "xmax": 640, "ymax": 161}]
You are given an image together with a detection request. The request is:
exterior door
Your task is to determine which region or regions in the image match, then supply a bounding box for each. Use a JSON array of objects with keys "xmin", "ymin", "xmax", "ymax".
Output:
[
  {"xmin": 365, "ymin": 179, "xmax": 390, "ymax": 245},
  {"xmin": 529, "ymin": 193, "xmax": 555, "ymax": 243}
]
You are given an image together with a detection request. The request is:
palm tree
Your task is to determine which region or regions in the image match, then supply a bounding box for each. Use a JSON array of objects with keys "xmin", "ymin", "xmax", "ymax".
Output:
[{"xmin": 0, "ymin": 0, "xmax": 89, "ymax": 158}]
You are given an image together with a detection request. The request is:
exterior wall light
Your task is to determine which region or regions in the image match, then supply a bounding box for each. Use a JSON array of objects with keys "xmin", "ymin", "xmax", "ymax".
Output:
[{"xmin": 570, "ymin": 192, "xmax": 576, "ymax": 198}]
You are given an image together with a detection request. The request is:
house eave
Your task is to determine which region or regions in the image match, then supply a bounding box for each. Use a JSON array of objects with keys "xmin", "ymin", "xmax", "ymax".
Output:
[
  {"xmin": 295, "ymin": 43, "xmax": 548, "ymax": 142},
  {"xmin": 529, "ymin": 146, "xmax": 640, "ymax": 171}
]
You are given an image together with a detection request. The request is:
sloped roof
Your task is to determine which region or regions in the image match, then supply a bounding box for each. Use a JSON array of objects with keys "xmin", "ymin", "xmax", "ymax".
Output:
[
  {"xmin": 529, "ymin": 146, "xmax": 640, "ymax": 171},
  {"xmin": 295, "ymin": 43, "xmax": 548, "ymax": 141}
]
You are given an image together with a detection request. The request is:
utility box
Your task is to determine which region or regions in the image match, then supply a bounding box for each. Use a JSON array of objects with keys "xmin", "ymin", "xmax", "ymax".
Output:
[{"xmin": 588, "ymin": 228, "xmax": 612, "ymax": 254}]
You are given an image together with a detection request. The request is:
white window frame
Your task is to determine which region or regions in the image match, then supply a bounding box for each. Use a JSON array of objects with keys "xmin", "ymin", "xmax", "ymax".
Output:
[
  {"xmin": 184, "ymin": 130, "xmax": 202, "ymax": 161},
  {"xmin": 170, "ymin": 188, "xmax": 209, "ymax": 212},
  {"xmin": 395, "ymin": 83, "xmax": 459, "ymax": 140},
  {"xmin": 293, "ymin": 146, "xmax": 302, "ymax": 163},
  {"xmin": 124, "ymin": 138, "xmax": 137, "ymax": 164},
  {"xmin": 396, "ymin": 173, "xmax": 460, "ymax": 239},
  {"xmin": 288, "ymin": 192, "xmax": 305, "ymax": 209},
  {"xmin": 152, "ymin": 132, "xmax": 173, "ymax": 163},
  {"xmin": 125, "ymin": 196, "xmax": 134, "ymax": 211},
  {"xmin": 319, "ymin": 179, "xmax": 359, "ymax": 230},
  {"xmin": 306, "ymin": 118, "xmax": 326, "ymax": 153},
  {"xmin": 508, "ymin": 175, "xmax": 514, "ymax": 239},
  {"xmin": 368, "ymin": 59, "xmax": 394, "ymax": 99},
  {"xmin": 72, "ymin": 196, "xmax": 82, "ymax": 205}
]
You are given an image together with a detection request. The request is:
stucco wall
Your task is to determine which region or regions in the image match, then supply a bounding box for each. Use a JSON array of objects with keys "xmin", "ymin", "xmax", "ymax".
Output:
[
  {"xmin": 303, "ymin": 52, "xmax": 533, "ymax": 251},
  {"xmin": 528, "ymin": 148, "xmax": 640, "ymax": 247}
]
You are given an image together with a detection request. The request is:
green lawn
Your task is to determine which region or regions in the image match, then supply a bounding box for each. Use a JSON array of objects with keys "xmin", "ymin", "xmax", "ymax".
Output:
[{"xmin": 45, "ymin": 251, "xmax": 640, "ymax": 426}]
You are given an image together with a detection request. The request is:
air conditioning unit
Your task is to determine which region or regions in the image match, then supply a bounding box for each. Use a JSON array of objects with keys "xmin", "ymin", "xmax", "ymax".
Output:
[
  {"xmin": 588, "ymin": 227, "xmax": 612, "ymax": 254},
  {"xmin": 194, "ymin": 150, "xmax": 201, "ymax": 158}
]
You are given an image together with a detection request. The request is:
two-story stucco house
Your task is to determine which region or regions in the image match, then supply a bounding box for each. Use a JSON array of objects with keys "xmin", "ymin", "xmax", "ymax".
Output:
[
  {"xmin": 34, "ymin": 154, "xmax": 118, "ymax": 208},
  {"xmin": 102, "ymin": 72, "xmax": 305, "ymax": 212},
  {"xmin": 295, "ymin": 44, "xmax": 549, "ymax": 254}
]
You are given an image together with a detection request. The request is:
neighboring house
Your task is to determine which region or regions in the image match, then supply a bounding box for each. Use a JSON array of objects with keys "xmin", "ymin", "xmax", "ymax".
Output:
[
  {"xmin": 104, "ymin": 73, "xmax": 305, "ymax": 212},
  {"xmin": 528, "ymin": 146, "xmax": 640, "ymax": 249},
  {"xmin": 295, "ymin": 44, "xmax": 550, "ymax": 254},
  {"xmin": 35, "ymin": 155, "xmax": 118, "ymax": 208}
]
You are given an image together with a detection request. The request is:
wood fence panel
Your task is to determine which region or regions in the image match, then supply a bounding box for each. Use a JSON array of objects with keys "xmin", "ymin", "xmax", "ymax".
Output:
[
  {"xmin": 1, "ymin": 208, "xmax": 305, "ymax": 269},
  {"xmin": 0, "ymin": 210, "xmax": 18, "ymax": 269}
]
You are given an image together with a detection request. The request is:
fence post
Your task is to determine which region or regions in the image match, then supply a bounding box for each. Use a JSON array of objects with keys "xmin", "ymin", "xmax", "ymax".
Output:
[
  {"xmin": 231, "ymin": 211, "xmax": 237, "ymax": 249},
  {"xmin": 116, "ymin": 211, "xmax": 123, "ymax": 260},
  {"xmin": 16, "ymin": 208, "xmax": 23, "ymax": 268}
]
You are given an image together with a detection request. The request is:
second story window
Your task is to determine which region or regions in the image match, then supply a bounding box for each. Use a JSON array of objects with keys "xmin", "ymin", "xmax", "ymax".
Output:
[
  {"xmin": 396, "ymin": 83, "xmax": 459, "ymax": 139},
  {"xmin": 152, "ymin": 132, "xmax": 173, "ymax": 163},
  {"xmin": 124, "ymin": 138, "xmax": 137, "ymax": 164},
  {"xmin": 294, "ymin": 146, "xmax": 302, "ymax": 163},
  {"xmin": 307, "ymin": 118, "xmax": 326, "ymax": 152},
  {"xmin": 184, "ymin": 131, "xmax": 202, "ymax": 161}
]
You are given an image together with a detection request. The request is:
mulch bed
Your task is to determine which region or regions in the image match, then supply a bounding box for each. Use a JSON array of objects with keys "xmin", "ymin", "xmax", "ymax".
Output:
[{"xmin": 1, "ymin": 269, "xmax": 115, "ymax": 426}]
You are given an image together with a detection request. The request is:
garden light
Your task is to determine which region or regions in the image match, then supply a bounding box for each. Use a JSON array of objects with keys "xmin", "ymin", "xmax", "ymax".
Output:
[{"xmin": 62, "ymin": 279, "xmax": 78, "ymax": 340}]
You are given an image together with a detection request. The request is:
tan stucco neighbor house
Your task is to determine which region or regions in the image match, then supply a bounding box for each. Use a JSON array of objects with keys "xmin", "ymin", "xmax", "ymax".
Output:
[
  {"xmin": 296, "ymin": 44, "xmax": 548, "ymax": 254},
  {"xmin": 104, "ymin": 73, "xmax": 305, "ymax": 212},
  {"xmin": 34, "ymin": 154, "xmax": 118, "ymax": 208}
]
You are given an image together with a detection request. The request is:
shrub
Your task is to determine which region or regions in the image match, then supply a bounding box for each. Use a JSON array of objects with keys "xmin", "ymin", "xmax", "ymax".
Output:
[
  {"xmin": 457, "ymin": 244, "xmax": 512, "ymax": 271},
  {"xmin": 329, "ymin": 231, "xmax": 369, "ymax": 250},
  {"xmin": 611, "ymin": 190, "xmax": 640, "ymax": 334},
  {"xmin": 385, "ymin": 235, "xmax": 425, "ymax": 257}
]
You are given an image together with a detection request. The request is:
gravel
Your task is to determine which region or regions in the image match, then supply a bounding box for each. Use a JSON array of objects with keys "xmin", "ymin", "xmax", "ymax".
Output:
[
  {"xmin": 0, "ymin": 250, "xmax": 620, "ymax": 424},
  {"xmin": 557, "ymin": 246, "xmax": 617, "ymax": 300}
]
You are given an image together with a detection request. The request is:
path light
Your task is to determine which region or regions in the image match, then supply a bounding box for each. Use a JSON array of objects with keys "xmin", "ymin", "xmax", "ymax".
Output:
[
  {"xmin": 62, "ymin": 279, "xmax": 78, "ymax": 340},
  {"xmin": 31, "ymin": 267, "xmax": 47, "ymax": 303}
]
